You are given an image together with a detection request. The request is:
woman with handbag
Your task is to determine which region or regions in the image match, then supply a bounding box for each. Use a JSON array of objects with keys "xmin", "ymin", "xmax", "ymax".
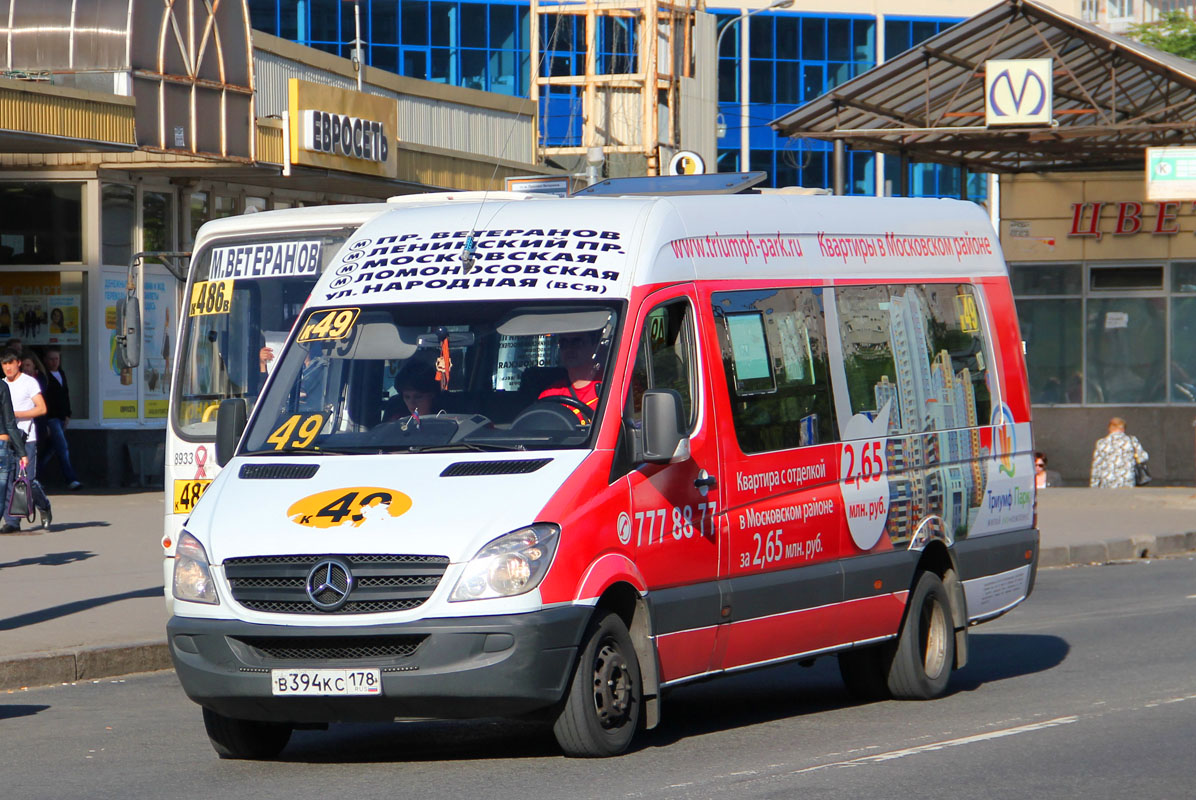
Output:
[
  {"xmin": 1089, "ymin": 417, "xmax": 1149, "ymax": 489},
  {"xmin": 0, "ymin": 371, "xmax": 29, "ymax": 533}
]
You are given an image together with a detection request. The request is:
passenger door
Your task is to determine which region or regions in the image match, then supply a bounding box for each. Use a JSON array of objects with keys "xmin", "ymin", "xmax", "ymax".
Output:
[
  {"xmin": 617, "ymin": 287, "xmax": 724, "ymax": 684},
  {"xmin": 708, "ymin": 286, "xmax": 845, "ymax": 670}
]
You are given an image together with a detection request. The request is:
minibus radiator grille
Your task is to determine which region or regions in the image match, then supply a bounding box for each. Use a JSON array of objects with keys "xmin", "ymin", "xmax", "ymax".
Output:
[
  {"xmin": 231, "ymin": 635, "xmax": 426, "ymax": 662},
  {"xmin": 224, "ymin": 554, "xmax": 450, "ymax": 614}
]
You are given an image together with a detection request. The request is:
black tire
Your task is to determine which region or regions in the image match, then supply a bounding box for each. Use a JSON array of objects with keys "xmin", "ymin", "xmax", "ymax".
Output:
[
  {"xmin": 202, "ymin": 707, "xmax": 292, "ymax": 760},
  {"xmin": 838, "ymin": 642, "xmax": 893, "ymax": 702},
  {"xmin": 887, "ymin": 570, "xmax": 955, "ymax": 700},
  {"xmin": 553, "ymin": 610, "xmax": 642, "ymax": 757}
]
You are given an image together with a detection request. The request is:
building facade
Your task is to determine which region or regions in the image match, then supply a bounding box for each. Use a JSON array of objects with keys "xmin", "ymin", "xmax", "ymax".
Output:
[
  {"xmin": 0, "ymin": 0, "xmax": 551, "ymax": 487},
  {"xmin": 244, "ymin": 0, "xmax": 1016, "ymax": 196},
  {"xmin": 1004, "ymin": 171, "xmax": 1196, "ymax": 484}
]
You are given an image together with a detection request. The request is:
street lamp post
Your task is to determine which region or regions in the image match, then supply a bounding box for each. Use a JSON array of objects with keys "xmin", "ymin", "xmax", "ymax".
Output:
[{"xmin": 715, "ymin": 0, "xmax": 795, "ymax": 174}]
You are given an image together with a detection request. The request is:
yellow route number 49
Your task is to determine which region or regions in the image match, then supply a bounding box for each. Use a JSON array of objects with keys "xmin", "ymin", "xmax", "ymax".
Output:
[{"xmin": 297, "ymin": 307, "xmax": 360, "ymax": 342}]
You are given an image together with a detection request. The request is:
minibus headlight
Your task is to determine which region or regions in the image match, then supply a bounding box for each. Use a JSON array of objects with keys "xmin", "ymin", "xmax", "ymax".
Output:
[
  {"xmin": 449, "ymin": 524, "xmax": 559, "ymax": 602},
  {"xmin": 172, "ymin": 532, "xmax": 219, "ymax": 605}
]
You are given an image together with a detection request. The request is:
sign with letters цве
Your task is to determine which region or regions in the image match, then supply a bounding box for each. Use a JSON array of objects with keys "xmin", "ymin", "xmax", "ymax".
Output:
[{"xmin": 985, "ymin": 59, "xmax": 1053, "ymax": 127}]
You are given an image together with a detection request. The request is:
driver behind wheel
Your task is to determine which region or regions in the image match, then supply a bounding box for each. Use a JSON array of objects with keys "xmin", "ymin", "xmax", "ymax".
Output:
[{"xmin": 538, "ymin": 330, "xmax": 603, "ymax": 423}]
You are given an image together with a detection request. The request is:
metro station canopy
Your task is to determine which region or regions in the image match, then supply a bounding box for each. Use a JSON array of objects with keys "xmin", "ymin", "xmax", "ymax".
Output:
[{"xmin": 771, "ymin": 0, "xmax": 1196, "ymax": 173}]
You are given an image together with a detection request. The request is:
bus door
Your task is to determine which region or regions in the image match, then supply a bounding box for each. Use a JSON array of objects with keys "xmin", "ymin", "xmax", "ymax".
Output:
[
  {"xmin": 709, "ymin": 285, "xmax": 845, "ymax": 670},
  {"xmin": 617, "ymin": 286, "xmax": 724, "ymax": 684}
]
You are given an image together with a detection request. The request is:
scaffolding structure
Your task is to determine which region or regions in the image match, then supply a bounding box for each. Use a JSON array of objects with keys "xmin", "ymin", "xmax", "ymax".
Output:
[{"xmin": 530, "ymin": 0, "xmax": 701, "ymax": 177}]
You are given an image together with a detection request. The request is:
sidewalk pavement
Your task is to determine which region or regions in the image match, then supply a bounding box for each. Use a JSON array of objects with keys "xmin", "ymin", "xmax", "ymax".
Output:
[{"xmin": 2, "ymin": 486, "xmax": 1195, "ymax": 692}]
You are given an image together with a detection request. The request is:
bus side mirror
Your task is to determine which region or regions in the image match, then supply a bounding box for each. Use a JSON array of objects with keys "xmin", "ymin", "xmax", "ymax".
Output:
[
  {"xmin": 215, "ymin": 398, "xmax": 247, "ymax": 467},
  {"xmin": 115, "ymin": 295, "xmax": 141, "ymax": 369},
  {"xmin": 641, "ymin": 389, "xmax": 689, "ymax": 464}
]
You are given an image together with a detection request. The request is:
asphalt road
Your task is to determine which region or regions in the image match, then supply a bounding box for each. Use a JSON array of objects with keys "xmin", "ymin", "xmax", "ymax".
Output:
[{"xmin": 3, "ymin": 557, "xmax": 1195, "ymax": 800}]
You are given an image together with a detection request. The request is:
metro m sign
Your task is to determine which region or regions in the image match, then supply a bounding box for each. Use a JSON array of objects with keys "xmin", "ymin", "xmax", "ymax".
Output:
[{"xmin": 985, "ymin": 59, "xmax": 1053, "ymax": 126}]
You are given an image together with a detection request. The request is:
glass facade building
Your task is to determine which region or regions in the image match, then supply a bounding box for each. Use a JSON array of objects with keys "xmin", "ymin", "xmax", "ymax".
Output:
[{"xmin": 247, "ymin": 1, "xmax": 972, "ymax": 196}]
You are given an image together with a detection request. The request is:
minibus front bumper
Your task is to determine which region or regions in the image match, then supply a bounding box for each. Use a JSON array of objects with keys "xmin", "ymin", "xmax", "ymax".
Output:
[{"xmin": 167, "ymin": 606, "xmax": 591, "ymax": 723}]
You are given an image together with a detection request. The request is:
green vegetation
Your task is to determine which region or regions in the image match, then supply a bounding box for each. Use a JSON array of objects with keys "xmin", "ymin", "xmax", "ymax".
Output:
[{"xmin": 1127, "ymin": 12, "xmax": 1196, "ymax": 59}]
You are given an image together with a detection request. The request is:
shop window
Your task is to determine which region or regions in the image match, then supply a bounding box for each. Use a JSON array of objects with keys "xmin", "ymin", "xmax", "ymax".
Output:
[
  {"xmin": 213, "ymin": 195, "xmax": 237, "ymax": 220},
  {"xmin": 1086, "ymin": 298, "xmax": 1165, "ymax": 404},
  {"xmin": 0, "ymin": 183, "xmax": 83, "ymax": 265},
  {"xmin": 1171, "ymin": 296, "xmax": 1196, "ymax": 402},
  {"xmin": 1090, "ymin": 265, "xmax": 1163, "ymax": 291},
  {"xmin": 1011, "ymin": 264, "xmax": 1082, "ymax": 296},
  {"xmin": 1018, "ymin": 298, "xmax": 1083, "ymax": 404},
  {"xmin": 244, "ymin": 197, "xmax": 267, "ymax": 214},
  {"xmin": 714, "ymin": 288, "xmax": 835, "ymax": 453},
  {"xmin": 102, "ymin": 184, "xmax": 136, "ymax": 267},
  {"xmin": 143, "ymin": 191, "xmax": 175, "ymax": 253},
  {"xmin": 189, "ymin": 192, "xmax": 210, "ymax": 245},
  {"xmin": 1171, "ymin": 261, "xmax": 1196, "ymax": 293}
]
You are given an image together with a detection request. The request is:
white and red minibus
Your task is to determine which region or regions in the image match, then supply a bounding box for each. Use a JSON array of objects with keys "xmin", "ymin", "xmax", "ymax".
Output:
[{"xmin": 167, "ymin": 181, "xmax": 1037, "ymax": 759}]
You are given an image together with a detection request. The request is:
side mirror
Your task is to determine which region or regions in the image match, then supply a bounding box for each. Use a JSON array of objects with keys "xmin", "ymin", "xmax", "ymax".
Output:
[
  {"xmin": 215, "ymin": 398, "xmax": 248, "ymax": 467},
  {"xmin": 641, "ymin": 389, "xmax": 689, "ymax": 463},
  {"xmin": 115, "ymin": 294, "xmax": 141, "ymax": 368}
]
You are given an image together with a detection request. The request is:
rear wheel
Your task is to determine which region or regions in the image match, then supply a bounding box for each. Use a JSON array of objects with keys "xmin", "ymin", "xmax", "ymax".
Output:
[
  {"xmin": 553, "ymin": 611, "xmax": 642, "ymax": 757},
  {"xmin": 202, "ymin": 707, "xmax": 292, "ymax": 760},
  {"xmin": 887, "ymin": 570, "xmax": 955, "ymax": 700}
]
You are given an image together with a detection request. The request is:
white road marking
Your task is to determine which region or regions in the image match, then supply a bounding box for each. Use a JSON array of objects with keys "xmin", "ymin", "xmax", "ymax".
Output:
[{"xmin": 790, "ymin": 716, "xmax": 1079, "ymax": 774}]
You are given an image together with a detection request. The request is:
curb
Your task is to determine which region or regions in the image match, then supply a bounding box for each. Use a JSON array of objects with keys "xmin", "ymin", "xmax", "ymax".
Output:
[
  {"xmin": 0, "ymin": 641, "xmax": 170, "ymax": 692},
  {"xmin": 1039, "ymin": 531, "xmax": 1196, "ymax": 569}
]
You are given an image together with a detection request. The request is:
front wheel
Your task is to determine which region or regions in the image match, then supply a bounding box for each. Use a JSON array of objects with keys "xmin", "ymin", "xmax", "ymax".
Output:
[
  {"xmin": 553, "ymin": 610, "xmax": 642, "ymax": 757},
  {"xmin": 202, "ymin": 707, "xmax": 292, "ymax": 760},
  {"xmin": 887, "ymin": 570, "xmax": 956, "ymax": 700}
]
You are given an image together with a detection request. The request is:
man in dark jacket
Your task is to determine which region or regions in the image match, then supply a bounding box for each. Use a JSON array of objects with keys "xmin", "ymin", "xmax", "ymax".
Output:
[{"xmin": 40, "ymin": 349, "xmax": 80, "ymax": 490}]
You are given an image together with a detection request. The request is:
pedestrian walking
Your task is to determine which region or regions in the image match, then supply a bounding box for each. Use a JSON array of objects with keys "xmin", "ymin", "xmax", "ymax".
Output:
[
  {"xmin": 0, "ymin": 371, "xmax": 29, "ymax": 534},
  {"xmin": 38, "ymin": 349, "xmax": 80, "ymax": 490},
  {"xmin": 1089, "ymin": 416, "xmax": 1148, "ymax": 489},
  {"xmin": 1035, "ymin": 451, "xmax": 1062, "ymax": 488},
  {"xmin": 2, "ymin": 350, "xmax": 51, "ymax": 530}
]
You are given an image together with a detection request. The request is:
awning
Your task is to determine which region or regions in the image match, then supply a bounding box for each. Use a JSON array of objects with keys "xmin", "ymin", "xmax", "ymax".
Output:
[{"xmin": 771, "ymin": 0, "xmax": 1196, "ymax": 173}]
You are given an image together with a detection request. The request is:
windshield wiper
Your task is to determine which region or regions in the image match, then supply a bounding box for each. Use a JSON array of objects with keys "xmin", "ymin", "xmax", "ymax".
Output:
[
  {"xmin": 404, "ymin": 442, "xmax": 527, "ymax": 453},
  {"xmin": 240, "ymin": 446, "xmax": 354, "ymax": 456}
]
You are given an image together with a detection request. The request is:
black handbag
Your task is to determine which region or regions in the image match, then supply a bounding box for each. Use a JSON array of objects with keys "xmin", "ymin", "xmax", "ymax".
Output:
[
  {"xmin": 1135, "ymin": 462, "xmax": 1152, "ymax": 486},
  {"xmin": 7, "ymin": 465, "xmax": 35, "ymax": 521}
]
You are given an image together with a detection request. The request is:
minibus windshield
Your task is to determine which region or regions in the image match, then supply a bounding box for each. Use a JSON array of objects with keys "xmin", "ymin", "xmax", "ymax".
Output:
[
  {"xmin": 241, "ymin": 300, "xmax": 620, "ymax": 455},
  {"xmin": 172, "ymin": 228, "xmax": 359, "ymax": 441}
]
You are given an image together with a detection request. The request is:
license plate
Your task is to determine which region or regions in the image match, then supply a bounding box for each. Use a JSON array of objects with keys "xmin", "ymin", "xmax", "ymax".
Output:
[{"xmin": 270, "ymin": 668, "xmax": 382, "ymax": 696}]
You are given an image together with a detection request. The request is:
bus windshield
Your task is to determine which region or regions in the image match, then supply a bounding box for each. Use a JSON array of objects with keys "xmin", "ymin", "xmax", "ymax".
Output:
[
  {"xmin": 241, "ymin": 300, "xmax": 619, "ymax": 455},
  {"xmin": 172, "ymin": 228, "xmax": 359, "ymax": 440}
]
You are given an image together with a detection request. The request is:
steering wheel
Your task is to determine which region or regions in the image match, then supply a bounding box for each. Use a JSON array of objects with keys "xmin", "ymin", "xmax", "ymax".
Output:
[
  {"xmin": 540, "ymin": 394, "xmax": 595, "ymax": 423},
  {"xmin": 512, "ymin": 396, "xmax": 595, "ymax": 431}
]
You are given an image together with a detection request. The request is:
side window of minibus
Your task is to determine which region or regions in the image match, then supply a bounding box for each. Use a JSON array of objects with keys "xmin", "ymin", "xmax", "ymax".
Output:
[
  {"xmin": 924, "ymin": 283, "xmax": 993, "ymax": 425},
  {"xmin": 835, "ymin": 284, "xmax": 992, "ymax": 436},
  {"xmin": 834, "ymin": 284, "xmax": 905, "ymax": 434},
  {"xmin": 623, "ymin": 301, "xmax": 697, "ymax": 431},
  {"xmin": 712, "ymin": 288, "xmax": 836, "ymax": 453},
  {"xmin": 611, "ymin": 300, "xmax": 697, "ymax": 480}
]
